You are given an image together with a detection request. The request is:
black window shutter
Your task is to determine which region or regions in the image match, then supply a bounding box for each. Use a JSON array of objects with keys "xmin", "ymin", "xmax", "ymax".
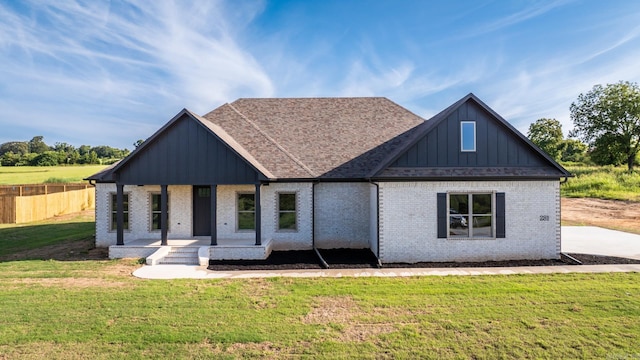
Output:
[
  {"xmin": 437, "ymin": 193, "xmax": 447, "ymax": 238},
  {"xmin": 496, "ymin": 192, "xmax": 505, "ymax": 238}
]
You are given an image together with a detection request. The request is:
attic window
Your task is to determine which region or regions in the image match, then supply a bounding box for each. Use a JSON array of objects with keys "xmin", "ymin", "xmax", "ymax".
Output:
[{"xmin": 461, "ymin": 121, "xmax": 476, "ymax": 152}]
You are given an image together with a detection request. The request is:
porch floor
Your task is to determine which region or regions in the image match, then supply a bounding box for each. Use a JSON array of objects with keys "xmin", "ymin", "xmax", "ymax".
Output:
[
  {"xmin": 123, "ymin": 238, "xmax": 264, "ymax": 247},
  {"xmin": 109, "ymin": 238, "xmax": 273, "ymax": 261}
]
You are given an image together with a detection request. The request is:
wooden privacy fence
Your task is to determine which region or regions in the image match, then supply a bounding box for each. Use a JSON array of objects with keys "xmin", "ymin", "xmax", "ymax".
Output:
[{"xmin": 0, "ymin": 183, "xmax": 95, "ymax": 224}]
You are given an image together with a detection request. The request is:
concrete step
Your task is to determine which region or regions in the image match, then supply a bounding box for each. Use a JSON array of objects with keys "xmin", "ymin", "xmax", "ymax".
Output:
[
  {"xmin": 168, "ymin": 247, "xmax": 199, "ymax": 254},
  {"xmin": 159, "ymin": 247, "xmax": 200, "ymax": 265},
  {"xmin": 159, "ymin": 256, "xmax": 199, "ymax": 265}
]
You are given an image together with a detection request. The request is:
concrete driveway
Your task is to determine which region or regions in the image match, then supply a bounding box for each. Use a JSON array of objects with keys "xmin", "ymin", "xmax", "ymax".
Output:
[{"xmin": 562, "ymin": 226, "xmax": 640, "ymax": 260}]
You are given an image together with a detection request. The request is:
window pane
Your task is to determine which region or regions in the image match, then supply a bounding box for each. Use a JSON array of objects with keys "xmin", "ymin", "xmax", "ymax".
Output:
[
  {"xmin": 238, "ymin": 212, "xmax": 255, "ymax": 230},
  {"xmin": 472, "ymin": 216, "xmax": 492, "ymax": 237},
  {"xmin": 238, "ymin": 194, "xmax": 255, "ymax": 211},
  {"xmin": 472, "ymin": 194, "xmax": 492, "ymax": 214},
  {"xmin": 110, "ymin": 194, "xmax": 129, "ymax": 230},
  {"xmin": 111, "ymin": 213, "xmax": 117, "ymax": 231},
  {"xmin": 449, "ymin": 216, "xmax": 469, "ymax": 237},
  {"xmin": 449, "ymin": 194, "xmax": 468, "ymax": 214},
  {"xmin": 279, "ymin": 193, "xmax": 296, "ymax": 211},
  {"xmin": 151, "ymin": 194, "xmax": 161, "ymax": 211},
  {"xmin": 152, "ymin": 213, "xmax": 161, "ymax": 230},
  {"xmin": 279, "ymin": 212, "xmax": 296, "ymax": 230},
  {"xmin": 198, "ymin": 188, "xmax": 210, "ymax": 197},
  {"xmin": 461, "ymin": 122, "xmax": 475, "ymax": 151}
]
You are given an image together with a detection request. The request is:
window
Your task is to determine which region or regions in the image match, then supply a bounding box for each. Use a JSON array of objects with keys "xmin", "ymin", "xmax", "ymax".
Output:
[
  {"xmin": 461, "ymin": 121, "xmax": 476, "ymax": 152},
  {"xmin": 110, "ymin": 193, "xmax": 129, "ymax": 231},
  {"xmin": 237, "ymin": 193, "xmax": 255, "ymax": 230},
  {"xmin": 277, "ymin": 193, "xmax": 297, "ymax": 230},
  {"xmin": 150, "ymin": 193, "xmax": 169, "ymax": 231},
  {"xmin": 448, "ymin": 193, "xmax": 493, "ymax": 238}
]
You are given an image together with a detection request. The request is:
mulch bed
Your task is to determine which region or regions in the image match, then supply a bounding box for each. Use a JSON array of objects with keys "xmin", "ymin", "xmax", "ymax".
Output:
[{"xmin": 208, "ymin": 249, "xmax": 640, "ymax": 271}]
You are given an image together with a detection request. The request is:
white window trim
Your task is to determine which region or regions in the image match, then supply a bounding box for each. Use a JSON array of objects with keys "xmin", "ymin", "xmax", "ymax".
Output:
[
  {"xmin": 149, "ymin": 192, "xmax": 170, "ymax": 232},
  {"xmin": 447, "ymin": 192, "xmax": 495, "ymax": 240},
  {"xmin": 460, "ymin": 121, "xmax": 476, "ymax": 152},
  {"xmin": 276, "ymin": 192, "xmax": 298, "ymax": 232},
  {"xmin": 236, "ymin": 192, "xmax": 256, "ymax": 232},
  {"xmin": 109, "ymin": 192, "xmax": 130, "ymax": 232}
]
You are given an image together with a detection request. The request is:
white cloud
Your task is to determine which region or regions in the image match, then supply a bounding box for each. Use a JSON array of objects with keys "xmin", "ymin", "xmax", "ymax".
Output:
[{"xmin": 0, "ymin": 0, "xmax": 273, "ymax": 147}]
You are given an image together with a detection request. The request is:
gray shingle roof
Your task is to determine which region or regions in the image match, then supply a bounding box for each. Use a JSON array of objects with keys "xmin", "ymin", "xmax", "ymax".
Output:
[{"xmin": 202, "ymin": 97, "xmax": 425, "ymax": 179}]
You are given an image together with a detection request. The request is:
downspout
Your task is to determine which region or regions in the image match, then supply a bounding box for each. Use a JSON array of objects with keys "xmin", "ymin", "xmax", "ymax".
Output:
[
  {"xmin": 369, "ymin": 180, "xmax": 383, "ymax": 268},
  {"xmin": 312, "ymin": 181, "xmax": 329, "ymax": 269}
]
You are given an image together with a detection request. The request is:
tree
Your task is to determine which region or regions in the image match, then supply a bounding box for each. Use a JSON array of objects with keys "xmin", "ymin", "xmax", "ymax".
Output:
[
  {"xmin": 0, "ymin": 141, "xmax": 29, "ymax": 156},
  {"xmin": 570, "ymin": 81, "xmax": 640, "ymax": 171},
  {"xmin": 30, "ymin": 151, "xmax": 60, "ymax": 166},
  {"xmin": 559, "ymin": 139, "xmax": 588, "ymax": 163},
  {"xmin": 527, "ymin": 118, "xmax": 564, "ymax": 160},
  {"xmin": 133, "ymin": 139, "xmax": 145, "ymax": 148},
  {"xmin": 560, "ymin": 139, "xmax": 587, "ymax": 163},
  {"xmin": 28, "ymin": 136, "xmax": 50, "ymax": 154}
]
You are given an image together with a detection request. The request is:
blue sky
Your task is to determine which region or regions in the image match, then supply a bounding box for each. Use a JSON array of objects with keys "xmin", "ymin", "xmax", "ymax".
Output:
[{"xmin": 1, "ymin": 0, "xmax": 640, "ymax": 150}]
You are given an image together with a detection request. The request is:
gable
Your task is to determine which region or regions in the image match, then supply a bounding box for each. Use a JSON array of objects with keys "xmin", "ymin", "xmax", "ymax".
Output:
[
  {"xmin": 392, "ymin": 100, "xmax": 546, "ymax": 167},
  {"xmin": 115, "ymin": 113, "xmax": 263, "ymax": 185},
  {"xmin": 373, "ymin": 95, "xmax": 571, "ymax": 179}
]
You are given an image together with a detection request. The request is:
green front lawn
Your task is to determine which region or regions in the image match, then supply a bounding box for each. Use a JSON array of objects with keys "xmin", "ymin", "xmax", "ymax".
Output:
[{"xmin": 0, "ymin": 259, "xmax": 638, "ymax": 358}]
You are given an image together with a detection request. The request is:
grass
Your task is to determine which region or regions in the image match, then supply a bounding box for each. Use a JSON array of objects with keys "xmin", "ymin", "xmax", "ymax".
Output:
[
  {"xmin": 0, "ymin": 213, "xmax": 94, "ymax": 257},
  {"xmin": 0, "ymin": 217, "xmax": 639, "ymax": 358},
  {"xmin": 0, "ymin": 165, "xmax": 108, "ymax": 184},
  {"xmin": 561, "ymin": 164, "xmax": 640, "ymax": 201},
  {"xmin": 0, "ymin": 261, "xmax": 638, "ymax": 359}
]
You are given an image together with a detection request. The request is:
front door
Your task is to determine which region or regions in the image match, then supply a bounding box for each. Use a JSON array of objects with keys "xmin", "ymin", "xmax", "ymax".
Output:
[{"xmin": 193, "ymin": 186, "xmax": 211, "ymax": 236}]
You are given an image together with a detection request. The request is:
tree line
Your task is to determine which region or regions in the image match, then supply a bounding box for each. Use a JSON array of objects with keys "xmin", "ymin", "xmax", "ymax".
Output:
[
  {"xmin": 0, "ymin": 136, "xmax": 131, "ymax": 166},
  {"xmin": 528, "ymin": 81, "xmax": 640, "ymax": 171}
]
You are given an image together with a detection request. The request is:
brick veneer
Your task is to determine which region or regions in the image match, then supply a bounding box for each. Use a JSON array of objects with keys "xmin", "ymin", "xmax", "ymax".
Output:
[{"xmin": 377, "ymin": 181, "xmax": 560, "ymax": 263}]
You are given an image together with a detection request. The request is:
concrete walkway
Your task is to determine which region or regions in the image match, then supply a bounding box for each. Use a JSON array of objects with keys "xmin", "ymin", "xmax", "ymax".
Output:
[
  {"xmin": 562, "ymin": 226, "xmax": 640, "ymax": 260},
  {"xmin": 132, "ymin": 263, "xmax": 640, "ymax": 279},
  {"xmin": 132, "ymin": 226, "xmax": 640, "ymax": 279}
]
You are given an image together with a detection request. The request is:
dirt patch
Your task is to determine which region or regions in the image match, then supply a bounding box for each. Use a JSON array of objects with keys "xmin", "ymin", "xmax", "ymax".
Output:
[
  {"xmin": 303, "ymin": 297, "xmax": 395, "ymax": 342},
  {"xmin": 0, "ymin": 238, "xmax": 108, "ymax": 262},
  {"xmin": 562, "ymin": 198, "xmax": 640, "ymax": 234},
  {"xmin": 303, "ymin": 296, "xmax": 358, "ymax": 324}
]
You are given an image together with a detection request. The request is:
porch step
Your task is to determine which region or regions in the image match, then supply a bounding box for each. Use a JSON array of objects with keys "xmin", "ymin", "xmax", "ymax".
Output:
[{"xmin": 158, "ymin": 247, "xmax": 200, "ymax": 265}]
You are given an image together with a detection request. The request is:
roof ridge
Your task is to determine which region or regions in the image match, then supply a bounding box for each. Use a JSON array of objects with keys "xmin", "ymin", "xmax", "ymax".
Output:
[{"xmin": 226, "ymin": 103, "xmax": 318, "ymax": 178}]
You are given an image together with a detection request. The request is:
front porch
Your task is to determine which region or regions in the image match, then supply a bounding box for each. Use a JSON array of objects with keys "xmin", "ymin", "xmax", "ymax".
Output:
[{"xmin": 109, "ymin": 238, "xmax": 273, "ymax": 265}]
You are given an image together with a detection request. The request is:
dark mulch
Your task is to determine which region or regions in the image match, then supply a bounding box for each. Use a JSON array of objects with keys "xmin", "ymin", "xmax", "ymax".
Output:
[{"xmin": 208, "ymin": 249, "xmax": 640, "ymax": 271}]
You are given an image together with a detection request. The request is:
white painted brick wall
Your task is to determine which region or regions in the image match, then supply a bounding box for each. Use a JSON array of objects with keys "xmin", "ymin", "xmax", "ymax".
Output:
[
  {"xmin": 261, "ymin": 183, "xmax": 313, "ymax": 250},
  {"xmin": 378, "ymin": 181, "xmax": 560, "ymax": 263},
  {"xmin": 95, "ymin": 184, "xmax": 192, "ymax": 246},
  {"xmin": 314, "ymin": 182, "xmax": 370, "ymax": 249},
  {"xmin": 96, "ymin": 183, "xmax": 313, "ymax": 250}
]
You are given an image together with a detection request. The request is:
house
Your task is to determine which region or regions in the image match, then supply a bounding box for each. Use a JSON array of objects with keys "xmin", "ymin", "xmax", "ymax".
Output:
[{"xmin": 87, "ymin": 94, "xmax": 571, "ymax": 265}]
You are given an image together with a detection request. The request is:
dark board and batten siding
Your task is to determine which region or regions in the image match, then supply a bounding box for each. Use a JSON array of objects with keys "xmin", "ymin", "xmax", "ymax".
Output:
[
  {"xmin": 392, "ymin": 101, "xmax": 547, "ymax": 168},
  {"xmin": 116, "ymin": 114, "xmax": 261, "ymax": 185}
]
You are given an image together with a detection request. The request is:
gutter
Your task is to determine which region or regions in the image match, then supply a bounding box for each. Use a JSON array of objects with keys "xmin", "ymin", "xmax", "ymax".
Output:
[
  {"xmin": 369, "ymin": 180, "xmax": 383, "ymax": 268},
  {"xmin": 311, "ymin": 181, "xmax": 329, "ymax": 269}
]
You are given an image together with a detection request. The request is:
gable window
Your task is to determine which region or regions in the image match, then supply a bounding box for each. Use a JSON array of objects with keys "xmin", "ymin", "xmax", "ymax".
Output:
[
  {"xmin": 277, "ymin": 193, "xmax": 297, "ymax": 231},
  {"xmin": 461, "ymin": 121, "xmax": 476, "ymax": 152},
  {"xmin": 448, "ymin": 193, "xmax": 493, "ymax": 238},
  {"xmin": 150, "ymin": 193, "xmax": 169, "ymax": 231},
  {"xmin": 110, "ymin": 193, "xmax": 129, "ymax": 231},
  {"xmin": 237, "ymin": 193, "xmax": 255, "ymax": 230}
]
